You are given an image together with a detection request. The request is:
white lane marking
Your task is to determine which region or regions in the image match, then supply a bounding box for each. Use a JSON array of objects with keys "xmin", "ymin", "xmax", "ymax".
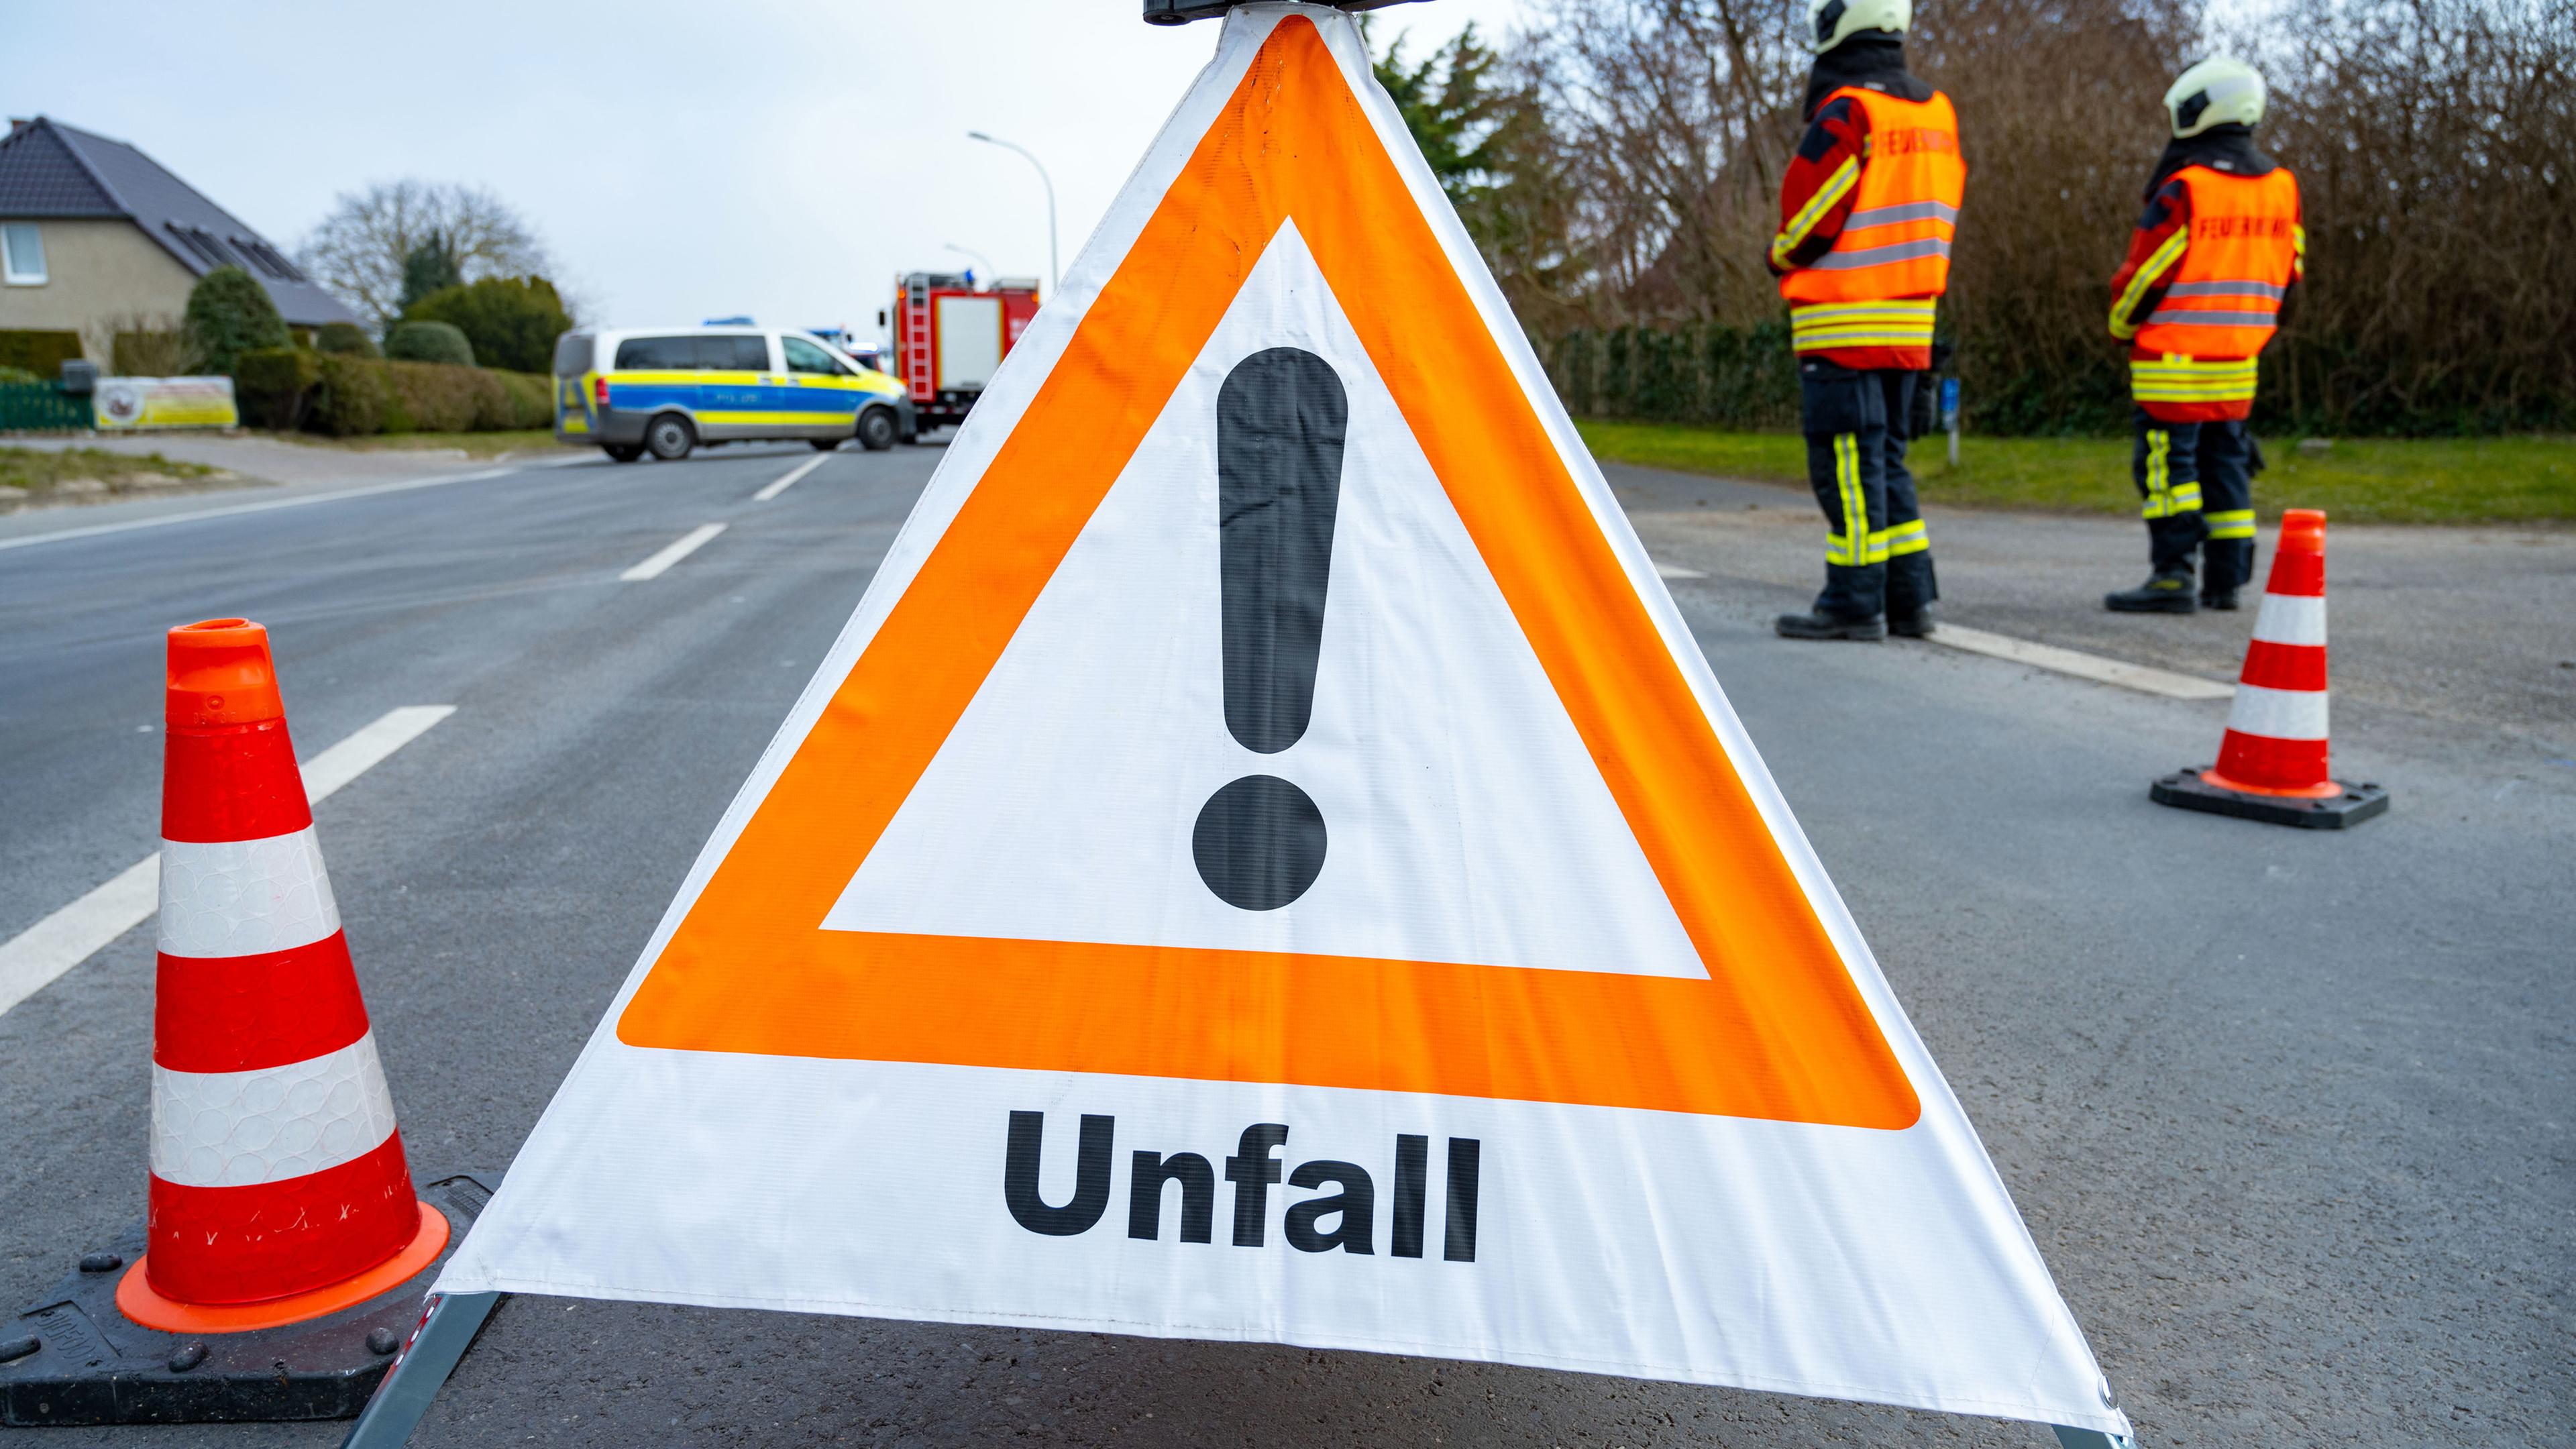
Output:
[
  {"xmin": 301, "ymin": 705, "xmax": 455, "ymax": 802},
  {"xmin": 0, "ymin": 859, "xmax": 158, "ymax": 1022},
  {"xmin": 621, "ymin": 523, "xmax": 727, "ymax": 582},
  {"xmin": 1654, "ymin": 561, "xmax": 1709, "ymax": 580},
  {"xmin": 753, "ymin": 454, "xmax": 830, "ymax": 502},
  {"xmin": 0, "ymin": 464, "xmax": 561, "ymax": 553},
  {"xmin": 0, "ymin": 706, "xmax": 454, "ymax": 1018},
  {"xmin": 2224, "ymin": 681, "xmax": 2329, "ymax": 739},
  {"xmin": 1928, "ymin": 623, "xmax": 2237, "ymax": 701}
]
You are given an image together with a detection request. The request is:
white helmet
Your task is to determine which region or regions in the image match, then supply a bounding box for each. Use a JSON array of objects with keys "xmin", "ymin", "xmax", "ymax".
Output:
[
  {"xmin": 2165, "ymin": 57, "xmax": 2266, "ymax": 138},
  {"xmin": 1806, "ymin": 0, "xmax": 1910, "ymax": 54}
]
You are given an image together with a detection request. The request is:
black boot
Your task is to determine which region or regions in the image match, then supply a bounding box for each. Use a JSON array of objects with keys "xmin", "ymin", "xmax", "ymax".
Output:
[
  {"xmin": 2199, "ymin": 586, "xmax": 2239, "ymax": 610},
  {"xmin": 2105, "ymin": 570, "xmax": 2198, "ymax": 614},
  {"xmin": 1888, "ymin": 603, "xmax": 1938, "ymax": 638},
  {"xmin": 1776, "ymin": 609, "xmax": 1888, "ymax": 641}
]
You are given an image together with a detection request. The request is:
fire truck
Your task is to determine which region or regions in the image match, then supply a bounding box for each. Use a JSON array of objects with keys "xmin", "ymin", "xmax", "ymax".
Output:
[{"xmin": 883, "ymin": 272, "xmax": 1042, "ymax": 432}]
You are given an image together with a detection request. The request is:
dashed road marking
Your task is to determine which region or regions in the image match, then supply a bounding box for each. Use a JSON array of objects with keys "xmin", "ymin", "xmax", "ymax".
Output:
[
  {"xmin": 0, "ymin": 706, "xmax": 456, "ymax": 1019},
  {"xmin": 1928, "ymin": 623, "xmax": 2236, "ymax": 700},
  {"xmin": 753, "ymin": 454, "xmax": 831, "ymax": 502},
  {"xmin": 621, "ymin": 523, "xmax": 727, "ymax": 582},
  {"xmin": 1655, "ymin": 561, "xmax": 1709, "ymax": 580}
]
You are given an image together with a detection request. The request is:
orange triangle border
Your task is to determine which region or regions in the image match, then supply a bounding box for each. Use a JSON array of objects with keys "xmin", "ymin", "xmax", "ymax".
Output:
[{"xmin": 615, "ymin": 17, "xmax": 1920, "ymax": 1130}]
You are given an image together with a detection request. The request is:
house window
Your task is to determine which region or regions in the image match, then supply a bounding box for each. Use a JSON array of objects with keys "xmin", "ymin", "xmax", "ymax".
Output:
[{"xmin": 1, "ymin": 223, "xmax": 45, "ymax": 285}]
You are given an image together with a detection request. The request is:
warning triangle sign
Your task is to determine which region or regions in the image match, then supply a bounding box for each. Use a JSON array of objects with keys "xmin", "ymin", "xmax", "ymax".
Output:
[{"xmin": 442, "ymin": 9, "xmax": 2129, "ymax": 1438}]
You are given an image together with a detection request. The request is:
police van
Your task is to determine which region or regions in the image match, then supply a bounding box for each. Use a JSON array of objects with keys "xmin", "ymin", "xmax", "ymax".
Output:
[{"xmin": 550, "ymin": 325, "xmax": 915, "ymax": 462}]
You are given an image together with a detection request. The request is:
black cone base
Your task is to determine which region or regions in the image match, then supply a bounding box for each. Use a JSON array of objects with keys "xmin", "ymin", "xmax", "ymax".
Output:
[
  {"xmin": 0, "ymin": 1171, "xmax": 500, "ymax": 1426},
  {"xmin": 2150, "ymin": 768, "xmax": 2390, "ymax": 829}
]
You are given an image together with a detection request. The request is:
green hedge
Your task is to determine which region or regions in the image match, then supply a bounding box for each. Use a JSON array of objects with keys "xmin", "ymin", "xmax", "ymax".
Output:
[
  {"xmin": 235, "ymin": 350, "xmax": 550, "ymax": 437},
  {"xmin": 1546, "ymin": 321, "xmax": 2575, "ymax": 439},
  {"xmin": 384, "ymin": 321, "xmax": 474, "ymax": 367},
  {"xmin": 316, "ymin": 321, "xmax": 379, "ymax": 358},
  {"xmin": 1546, "ymin": 323, "xmax": 1803, "ymax": 432},
  {"xmin": 0, "ymin": 329, "xmax": 84, "ymax": 378},
  {"xmin": 186, "ymin": 266, "xmax": 290, "ymax": 377},
  {"xmin": 402, "ymin": 277, "xmax": 571, "ymax": 374},
  {"xmin": 235, "ymin": 348, "xmax": 322, "ymax": 429}
]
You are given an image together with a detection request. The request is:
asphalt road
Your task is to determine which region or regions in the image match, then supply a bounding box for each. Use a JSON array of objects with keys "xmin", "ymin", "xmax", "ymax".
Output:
[{"xmin": 0, "ymin": 443, "xmax": 2566, "ymax": 1446}]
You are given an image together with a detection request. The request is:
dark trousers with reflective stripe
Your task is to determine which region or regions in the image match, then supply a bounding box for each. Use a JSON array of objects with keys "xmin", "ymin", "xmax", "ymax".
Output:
[
  {"xmin": 2132, "ymin": 409, "xmax": 2255, "ymax": 592},
  {"xmin": 1801, "ymin": 360, "xmax": 1936, "ymax": 620}
]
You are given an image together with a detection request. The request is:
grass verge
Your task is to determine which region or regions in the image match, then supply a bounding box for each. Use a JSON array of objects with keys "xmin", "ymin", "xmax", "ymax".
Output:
[
  {"xmin": 0, "ymin": 446, "xmax": 248, "ymax": 510},
  {"xmin": 246, "ymin": 429, "xmax": 563, "ymax": 458},
  {"xmin": 1574, "ymin": 420, "xmax": 2576, "ymax": 525}
]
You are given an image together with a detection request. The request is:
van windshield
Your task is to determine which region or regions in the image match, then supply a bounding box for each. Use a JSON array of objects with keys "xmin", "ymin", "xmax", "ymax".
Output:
[{"xmin": 552, "ymin": 334, "xmax": 592, "ymax": 377}]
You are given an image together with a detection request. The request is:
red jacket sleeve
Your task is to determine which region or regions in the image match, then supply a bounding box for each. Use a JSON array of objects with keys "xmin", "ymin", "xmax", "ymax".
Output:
[
  {"xmin": 1770, "ymin": 97, "xmax": 1870, "ymax": 275},
  {"xmin": 2107, "ymin": 179, "xmax": 2190, "ymax": 340}
]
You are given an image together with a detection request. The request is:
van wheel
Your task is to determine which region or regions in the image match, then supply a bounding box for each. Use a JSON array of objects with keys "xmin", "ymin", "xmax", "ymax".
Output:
[
  {"xmin": 857, "ymin": 407, "xmax": 898, "ymax": 451},
  {"xmin": 645, "ymin": 413, "xmax": 695, "ymax": 461},
  {"xmin": 603, "ymin": 444, "xmax": 643, "ymax": 463}
]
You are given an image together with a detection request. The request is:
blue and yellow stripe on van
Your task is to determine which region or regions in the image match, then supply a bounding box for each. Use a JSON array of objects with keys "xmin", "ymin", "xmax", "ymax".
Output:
[
  {"xmin": 603, "ymin": 370, "xmax": 900, "ymax": 428},
  {"xmin": 557, "ymin": 373, "xmax": 595, "ymax": 434}
]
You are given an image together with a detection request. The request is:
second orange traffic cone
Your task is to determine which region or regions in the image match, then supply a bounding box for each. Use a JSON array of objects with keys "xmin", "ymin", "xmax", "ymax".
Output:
[{"xmin": 2150, "ymin": 510, "xmax": 2390, "ymax": 828}]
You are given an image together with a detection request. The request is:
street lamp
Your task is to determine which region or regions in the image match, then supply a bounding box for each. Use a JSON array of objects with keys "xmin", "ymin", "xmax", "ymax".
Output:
[{"xmin": 967, "ymin": 130, "xmax": 1058, "ymax": 294}]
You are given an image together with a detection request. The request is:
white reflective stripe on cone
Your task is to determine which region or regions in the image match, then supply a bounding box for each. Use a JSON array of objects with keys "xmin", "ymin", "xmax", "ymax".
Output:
[
  {"xmin": 157, "ymin": 826, "xmax": 340, "ymax": 958},
  {"xmin": 2250, "ymin": 592, "xmax": 2327, "ymax": 647},
  {"xmin": 2225, "ymin": 682, "xmax": 2331, "ymax": 741},
  {"xmin": 150, "ymin": 1032, "xmax": 398, "ymax": 1187}
]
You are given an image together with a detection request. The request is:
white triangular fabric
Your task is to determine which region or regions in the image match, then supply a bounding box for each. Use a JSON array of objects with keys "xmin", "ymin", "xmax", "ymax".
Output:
[
  {"xmin": 439, "ymin": 7, "xmax": 2130, "ymax": 1438},
  {"xmin": 825, "ymin": 222, "xmax": 1705, "ymax": 979}
]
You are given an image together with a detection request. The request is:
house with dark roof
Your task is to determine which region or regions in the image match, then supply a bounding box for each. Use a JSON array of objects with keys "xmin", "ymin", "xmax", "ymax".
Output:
[{"xmin": 0, "ymin": 115, "xmax": 358, "ymax": 365}]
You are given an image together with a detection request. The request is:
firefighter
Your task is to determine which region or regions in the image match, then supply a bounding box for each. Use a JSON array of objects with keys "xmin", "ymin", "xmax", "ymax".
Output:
[
  {"xmin": 2104, "ymin": 57, "xmax": 2303, "ymax": 612},
  {"xmin": 1770, "ymin": 0, "xmax": 1963, "ymax": 641}
]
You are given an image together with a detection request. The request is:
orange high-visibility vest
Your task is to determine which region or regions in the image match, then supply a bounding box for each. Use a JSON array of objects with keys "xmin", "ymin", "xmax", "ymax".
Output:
[
  {"xmin": 1779, "ymin": 87, "xmax": 1965, "ymax": 360},
  {"xmin": 2135, "ymin": 166, "xmax": 2302, "ymax": 361}
]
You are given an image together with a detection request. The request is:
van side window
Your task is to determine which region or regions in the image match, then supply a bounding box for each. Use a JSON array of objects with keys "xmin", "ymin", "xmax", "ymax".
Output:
[
  {"xmin": 704, "ymin": 335, "xmax": 770, "ymax": 372},
  {"xmin": 782, "ymin": 336, "xmax": 848, "ymax": 376},
  {"xmin": 614, "ymin": 335, "xmax": 692, "ymax": 370}
]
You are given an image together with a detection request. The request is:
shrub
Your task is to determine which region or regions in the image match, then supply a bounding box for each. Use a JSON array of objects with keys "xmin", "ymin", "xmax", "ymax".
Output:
[
  {"xmin": 0, "ymin": 329, "xmax": 85, "ymax": 376},
  {"xmin": 382, "ymin": 359, "xmax": 488, "ymax": 431},
  {"xmin": 492, "ymin": 370, "xmax": 553, "ymax": 429},
  {"xmin": 184, "ymin": 266, "xmax": 290, "ymax": 376},
  {"xmin": 0, "ymin": 364, "xmax": 43, "ymax": 385},
  {"xmin": 273, "ymin": 355, "xmax": 551, "ymax": 437},
  {"xmin": 384, "ymin": 321, "xmax": 475, "ymax": 366},
  {"xmin": 311, "ymin": 354, "xmax": 388, "ymax": 436},
  {"xmin": 234, "ymin": 347, "xmax": 323, "ymax": 429},
  {"xmin": 402, "ymin": 276, "xmax": 572, "ymax": 375},
  {"xmin": 315, "ymin": 322, "xmax": 380, "ymax": 358},
  {"xmin": 111, "ymin": 327, "xmax": 203, "ymax": 377}
]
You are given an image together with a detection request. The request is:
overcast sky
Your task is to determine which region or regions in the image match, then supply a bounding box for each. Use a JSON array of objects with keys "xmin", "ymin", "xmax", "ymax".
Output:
[{"xmin": 2, "ymin": 0, "xmax": 1528, "ymax": 345}]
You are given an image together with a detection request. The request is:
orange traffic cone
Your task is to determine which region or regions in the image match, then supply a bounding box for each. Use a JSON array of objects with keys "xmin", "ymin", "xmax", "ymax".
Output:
[
  {"xmin": 119, "ymin": 619, "xmax": 450, "ymax": 1328},
  {"xmin": 1, "ymin": 620, "xmax": 496, "ymax": 1428},
  {"xmin": 2151, "ymin": 510, "xmax": 2390, "ymax": 827}
]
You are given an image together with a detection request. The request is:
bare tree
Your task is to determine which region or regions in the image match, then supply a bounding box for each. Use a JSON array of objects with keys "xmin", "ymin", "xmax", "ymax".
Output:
[
  {"xmin": 86, "ymin": 310, "xmax": 203, "ymax": 377},
  {"xmin": 1518, "ymin": 0, "xmax": 1808, "ymax": 326},
  {"xmin": 2239, "ymin": 0, "xmax": 2576, "ymax": 429},
  {"xmin": 297, "ymin": 181, "xmax": 557, "ymax": 330}
]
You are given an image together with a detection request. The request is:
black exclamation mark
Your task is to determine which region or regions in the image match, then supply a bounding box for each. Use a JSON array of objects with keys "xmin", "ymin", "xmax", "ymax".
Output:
[{"xmin": 1192, "ymin": 347, "xmax": 1346, "ymax": 912}]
